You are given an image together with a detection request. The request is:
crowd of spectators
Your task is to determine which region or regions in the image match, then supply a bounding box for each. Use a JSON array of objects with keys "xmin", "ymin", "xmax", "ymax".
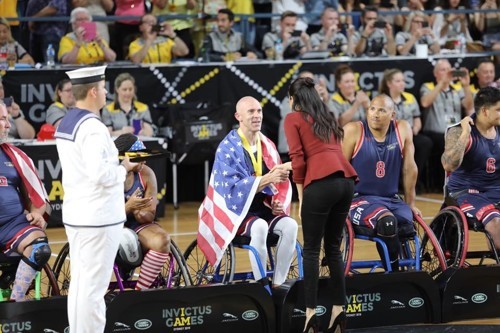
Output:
[{"xmin": 0, "ymin": 0, "xmax": 499, "ymax": 66}]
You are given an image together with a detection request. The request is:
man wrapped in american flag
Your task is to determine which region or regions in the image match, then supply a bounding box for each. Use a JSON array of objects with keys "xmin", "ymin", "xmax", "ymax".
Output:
[{"xmin": 198, "ymin": 96, "xmax": 298, "ymax": 288}]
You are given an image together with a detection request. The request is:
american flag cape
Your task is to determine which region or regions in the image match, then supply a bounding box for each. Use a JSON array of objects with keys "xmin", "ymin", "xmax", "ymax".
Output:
[
  {"xmin": 197, "ymin": 129, "xmax": 292, "ymax": 267},
  {"xmin": 0, "ymin": 143, "xmax": 51, "ymax": 218}
]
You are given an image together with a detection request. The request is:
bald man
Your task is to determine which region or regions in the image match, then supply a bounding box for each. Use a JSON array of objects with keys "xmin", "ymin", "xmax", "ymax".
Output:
[
  {"xmin": 198, "ymin": 96, "xmax": 298, "ymax": 288},
  {"xmin": 342, "ymin": 95, "xmax": 419, "ymax": 272}
]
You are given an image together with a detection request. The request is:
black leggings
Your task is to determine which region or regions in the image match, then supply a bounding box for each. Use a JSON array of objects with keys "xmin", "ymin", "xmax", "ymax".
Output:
[{"xmin": 301, "ymin": 174, "xmax": 355, "ymax": 308}]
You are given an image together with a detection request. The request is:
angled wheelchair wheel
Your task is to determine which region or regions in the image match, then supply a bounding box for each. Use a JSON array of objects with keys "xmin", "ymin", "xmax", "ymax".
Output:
[
  {"xmin": 155, "ymin": 240, "xmax": 192, "ymax": 288},
  {"xmin": 429, "ymin": 206, "xmax": 467, "ymax": 268},
  {"xmin": 409, "ymin": 215, "xmax": 447, "ymax": 277},
  {"xmin": 50, "ymin": 242, "xmax": 70, "ymax": 296},
  {"xmin": 183, "ymin": 238, "xmax": 234, "ymax": 285},
  {"xmin": 319, "ymin": 221, "xmax": 354, "ymax": 277}
]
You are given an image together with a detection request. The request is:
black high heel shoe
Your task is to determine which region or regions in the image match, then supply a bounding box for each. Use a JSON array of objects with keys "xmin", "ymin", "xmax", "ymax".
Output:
[
  {"xmin": 303, "ymin": 313, "xmax": 319, "ymax": 333},
  {"xmin": 328, "ymin": 311, "xmax": 346, "ymax": 333}
]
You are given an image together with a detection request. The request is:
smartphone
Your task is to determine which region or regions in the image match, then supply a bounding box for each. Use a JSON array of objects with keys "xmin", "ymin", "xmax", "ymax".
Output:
[
  {"xmin": 2, "ymin": 96, "xmax": 12, "ymax": 107},
  {"xmin": 291, "ymin": 30, "xmax": 302, "ymax": 37},
  {"xmin": 451, "ymin": 69, "xmax": 466, "ymax": 77},
  {"xmin": 422, "ymin": 21, "xmax": 429, "ymax": 28},
  {"xmin": 152, "ymin": 24, "xmax": 165, "ymax": 33},
  {"xmin": 374, "ymin": 20, "xmax": 387, "ymax": 28},
  {"xmin": 340, "ymin": 23, "xmax": 349, "ymax": 30},
  {"xmin": 81, "ymin": 22, "xmax": 96, "ymax": 42},
  {"xmin": 132, "ymin": 118, "xmax": 142, "ymax": 135}
]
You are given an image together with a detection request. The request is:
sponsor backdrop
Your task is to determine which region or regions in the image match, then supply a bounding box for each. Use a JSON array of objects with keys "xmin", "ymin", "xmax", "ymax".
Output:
[{"xmin": 3, "ymin": 54, "xmax": 496, "ymax": 206}]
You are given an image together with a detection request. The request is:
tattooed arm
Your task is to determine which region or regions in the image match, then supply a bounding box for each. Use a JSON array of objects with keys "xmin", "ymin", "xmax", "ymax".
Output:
[{"xmin": 441, "ymin": 116, "xmax": 473, "ymax": 172}]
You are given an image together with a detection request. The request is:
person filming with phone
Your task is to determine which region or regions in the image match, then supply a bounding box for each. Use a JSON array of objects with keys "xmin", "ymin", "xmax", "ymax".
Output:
[
  {"xmin": 58, "ymin": 7, "xmax": 116, "ymax": 65},
  {"xmin": 395, "ymin": 11, "xmax": 440, "ymax": 56},
  {"xmin": 0, "ymin": 78, "xmax": 35, "ymax": 140},
  {"xmin": 129, "ymin": 13, "xmax": 189, "ymax": 64},
  {"xmin": 353, "ymin": 6, "xmax": 396, "ymax": 57}
]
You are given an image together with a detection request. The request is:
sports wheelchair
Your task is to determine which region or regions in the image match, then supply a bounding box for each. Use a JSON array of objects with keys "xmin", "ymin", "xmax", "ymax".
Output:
[
  {"xmin": 50, "ymin": 237, "xmax": 191, "ymax": 295},
  {"xmin": 429, "ymin": 190, "xmax": 500, "ymax": 269},
  {"xmin": 0, "ymin": 252, "xmax": 60, "ymax": 301},
  {"xmin": 320, "ymin": 213, "xmax": 447, "ymax": 277},
  {"xmin": 183, "ymin": 234, "xmax": 303, "ymax": 289}
]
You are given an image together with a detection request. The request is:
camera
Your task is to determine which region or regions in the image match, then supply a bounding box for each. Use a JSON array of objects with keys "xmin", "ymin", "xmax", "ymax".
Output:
[
  {"xmin": 451, "ymin": 69, "xmax": 466, "ymax": 77},
  {"xmin": 374, "ymin": 20, "xmax": 387, "ymax": 29},
  {"xmin": 340, "ymin": 23, "xmax": 349, "ymax": 31},
  {"xmin": 152, "ymin": 24, "xmax": 165, "ymax": 33},
  {"xmin": 291, "ymin": 30, "xmax": 302, "ymax": 37},
  {"xmin": 2, "ymin": 96, "xmax": 12, "ymax": 107},
  {"xmin": 422, "ymin": 21, "xmax": 429, "ymax": 28}
]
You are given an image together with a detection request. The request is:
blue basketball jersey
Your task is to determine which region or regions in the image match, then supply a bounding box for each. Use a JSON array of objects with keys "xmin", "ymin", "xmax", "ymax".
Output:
[
  {"xmin": 351, "ymin": 120, "xmax": 403, "ymax": 197},
  {"xmin": 447, "ymin": 114, "xmax": 500, "ymax": 197},
  {"xmin": 0, "ymin": 149, "xmax": 26, "ymax": 227}
]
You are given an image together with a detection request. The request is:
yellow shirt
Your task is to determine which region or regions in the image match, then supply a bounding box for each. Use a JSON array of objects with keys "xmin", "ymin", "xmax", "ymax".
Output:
[
  {"xmin": 152, "ymin": 0, "xmax": 194, "ymax": 31},
  {"xmin": 58, "ymin": 33, "xmax": 109, "ymax": 64},
  {"xmin": 0, "ymin": 0, "xmax": 19, "ymax": 26},
  {"xmin": 128, "ymin": 37, "xmax": 175, "ymax": 64},
  {"xmin": 226, "ymin": 0, "xmax": 255, "ymax": 23}
]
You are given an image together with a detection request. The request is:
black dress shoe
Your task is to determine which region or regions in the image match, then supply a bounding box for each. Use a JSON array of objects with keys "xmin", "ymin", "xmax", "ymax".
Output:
[
  {"xmin": 303, "ymin": 313, "xmax": 319, "ymax": 333},
  {"xmin": 328, "ymin": 311, "xmax": 346, "ymax": 333}
]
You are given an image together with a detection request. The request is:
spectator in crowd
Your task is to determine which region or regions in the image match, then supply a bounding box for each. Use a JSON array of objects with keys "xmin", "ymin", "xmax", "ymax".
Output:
[
  {"xmin": 58, "ymin": 7, "xmax": 116, "ymax": 65},
  {"xmin": 152, "ymin": 0, "xmax": 197, "ymax": 59},
  {"xmin": 380, "ymin": 68, "xmax": 433, "ymax": 193},
  {"xmin": 0, "ymin": 0, "xmax": 21, "ymax": 43},
  {"xmin": 262, "ymin": 11, "xmax": 312, "ymax": 60},
  {"xmin": 0, "ymin": 102, "xmax": 51, "ymax": 302},
  {"xmin": 114, "ymin": 133, "xmax": 171, "ymax": 291},
  {"xmin": 420, "ymin": 58, "xmax": 473, "ymax": 190},
  {"xmin": 331, "ymin": 64, "xmax": 370, "ymax": 126},
  {"xmin": 304, "ymin": 0, "xmax": 339, "ymax": 34},
  {"xmin": 102, "ymin": 72, "xmax": 155, "ymax": 137},
  {"xmin": 112, "ymin": 0, "xmax": 146, "ymax": 60},
  {"xmin": 395, "ymin": 11, "xmax": 440, "ymax": 56},
  {"xmin": 352, "ymin": 6, "xmax": 396, "ymax": 57},
  {"xmin": 226, "ymin": 0, "xmax": 257, "ymax": 46},
  {"xmin": 26, "ymin": 0, "xmax": 69, "ymax": 63},
  {"xmin": 0, "ymin": 78, "xmax": 35, "ymax": 140},
  {"xmin": 0, "ymin": 17, "xmax": 35, "ymax": 65},
  {"xmin": 372, "ymin": 0, "xmax": 404, "ymax": 32},
  {"xmin": 340, "ymin": 0, "xmax": 363, "ymax": 30},
  {"xmin": 471, "ymin": 58, "xmax": 498, "ymax": 93},
  {"xmin": 310, "ymin": 7, "xmax": 352, "ymax": 57},
  {"xmin": 432, "ymin": 0, "xmax": 473, "ymax": 48},
  {"xmin": 129, "ymin": 13, "xmax": 189, "ymax": 64},
  {"xmin": 71, "ymin": 0, "xmax": 113, "ymax": 44},
  {"xmin": 272, "ymin": 0, "xmax": 308, "ymax": 32},
  {"xmin": 192, "ymin": 0, "xmax": 227, "ymax": 53},
  {"xmin": 203, "ymin": 8, "xmax": 259, "ymax": 62},
  {"xmin": 474, "ymin": 0, "xmax": 500, "ymax": 53},
  {"xmin": 45, "ymin": 78, "xmax": 76, "ymax": 128},
  {"xmin": 278, "ymin": 70, "xmax": 333, "ymax": 155}
]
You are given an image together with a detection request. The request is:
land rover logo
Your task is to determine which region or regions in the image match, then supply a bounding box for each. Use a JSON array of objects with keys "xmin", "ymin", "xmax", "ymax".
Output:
[
  {"xmin": 472, "ymin": 293, "xmax": 488, "ymax": 304},
  {"xmin": 315, "ymin": 306, "xmax": 327, "ymax": 316},
  {"xmin": 408, "ymin": 297, "xmax": 424, "ymax": 308},
  {"xmin": 242, "ymin": 310, "xmax": 259, "ymax": 321},
  {"xmin": 134, "ymin": 319, "xmax": 152, "ymax": 330}
]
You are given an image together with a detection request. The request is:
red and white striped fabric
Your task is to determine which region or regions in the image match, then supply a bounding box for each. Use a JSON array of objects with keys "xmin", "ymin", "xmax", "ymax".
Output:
[
  {"xmin": 1, "ymin": 143, "xmax": 51, "ymax": 217},
  {"xmin": 197, "ymin": 130, "xmax": 292, "ymax": 267}
]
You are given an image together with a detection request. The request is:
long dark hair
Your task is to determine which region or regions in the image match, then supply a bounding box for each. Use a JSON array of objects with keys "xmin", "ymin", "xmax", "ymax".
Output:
[
  {"xmin": 288, "ymin": 77, "xmax": 343, "ymax": 142},
  {"xmin": 379, "ymin": 68, "xmax": 402, "ymax": 96}
]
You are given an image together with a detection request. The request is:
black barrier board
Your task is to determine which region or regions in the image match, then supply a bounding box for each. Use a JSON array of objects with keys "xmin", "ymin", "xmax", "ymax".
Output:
[
  {"xmin": 0, "ymin": 296, "xmax": 68, "ymax": 332},
  {"xmin": 274, "ymin": 272, "xmax": 440, "ymax": 332},
  {"xmin": 440, "ymin": 266, "xmax": 500, "ymax": 323},
  {"xmin": 105, "ymin": 283, "xmax": 275, "ymax": 333}
]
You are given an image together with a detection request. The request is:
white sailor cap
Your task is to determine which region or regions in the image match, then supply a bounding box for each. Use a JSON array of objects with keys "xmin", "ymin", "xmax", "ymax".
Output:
[{"xmin": 65, "ymin": 65, "xmax": 107, "ymax": 85}]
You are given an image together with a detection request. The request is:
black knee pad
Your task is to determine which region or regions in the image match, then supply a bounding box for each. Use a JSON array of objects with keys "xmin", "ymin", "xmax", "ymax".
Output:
[
  {"xmin": 22, "ymin": 237, "xmax": 51, "ymax": 271},
  {"xmin": 376, "ymin": 215, "xmax": 398, "ymax": 237}
]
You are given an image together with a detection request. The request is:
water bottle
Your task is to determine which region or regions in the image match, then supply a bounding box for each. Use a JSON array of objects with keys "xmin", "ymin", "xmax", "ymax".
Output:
[
  {"xmin": 46, "ymin": 44, "xmax": 55, "ymax": 68},
  {"xmin": 275, "ymin": 39, "xmax": 283, "ymax": 61},
  {"xmin": 459, "ymin": 33, "xmax": 467, "ymax": 55}
]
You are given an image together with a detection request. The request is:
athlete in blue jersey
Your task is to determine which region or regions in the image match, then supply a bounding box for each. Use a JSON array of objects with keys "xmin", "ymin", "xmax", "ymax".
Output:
[
  {"xmin": 343, "ymin": 95, "xmax": 419, "ymax": 271},
  {"xmin": 0, "ymin": 103, "xmax": 51, "ymax": 301},
  {"xmin": 114, "ymin": 134, "xmax": 171, "ymax": 290},
  {"xmin": 442, "ymin": 87, "xmax": 500, "ymax": 251}
]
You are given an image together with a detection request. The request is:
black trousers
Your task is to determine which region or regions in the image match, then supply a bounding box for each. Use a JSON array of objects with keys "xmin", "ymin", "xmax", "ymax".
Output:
[{"xmin": 301, "ymin": 174, "xmax": 355, "ymax": 308}]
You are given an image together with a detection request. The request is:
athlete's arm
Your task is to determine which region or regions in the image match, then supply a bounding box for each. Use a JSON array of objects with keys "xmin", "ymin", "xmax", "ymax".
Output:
[
  {"xmin": 399, "ymin": 120, "xmax": 418, "ymax": 213},
  {"xmin": 441, "ymin": 116, "xmax": 473, "ymax": 172},
  {"xmin": 134, "ymin": 165, "xmax": 158, "ymax": 224},
  {"xmin": 342, "ymin": 121, "xmax": 360, "ymax": 161}
]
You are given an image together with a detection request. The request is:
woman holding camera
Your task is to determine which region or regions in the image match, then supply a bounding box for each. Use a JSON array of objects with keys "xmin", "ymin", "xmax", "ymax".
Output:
[
  {"xmin": 395, "ymin": 11, "xmax": 440, "ymax": 56},
  {"xmin": 58, "ymin": 7, "xmax": 116, "ymax": 65},
  {"xmin": 129, "ymin": 13, "xmax": 189, "ymax": 64}
]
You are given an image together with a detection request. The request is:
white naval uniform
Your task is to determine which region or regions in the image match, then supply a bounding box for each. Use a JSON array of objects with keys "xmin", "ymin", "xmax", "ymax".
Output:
[{"xmin": 55, "ymin": 108, "xmax": 126, "ymax": 333}]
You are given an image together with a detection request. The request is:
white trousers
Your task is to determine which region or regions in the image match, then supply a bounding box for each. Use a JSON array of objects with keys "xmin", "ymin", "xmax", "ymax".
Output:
[{"xmin": 66, "ymin": 223, "xmax": 123, "ymax": 333}]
